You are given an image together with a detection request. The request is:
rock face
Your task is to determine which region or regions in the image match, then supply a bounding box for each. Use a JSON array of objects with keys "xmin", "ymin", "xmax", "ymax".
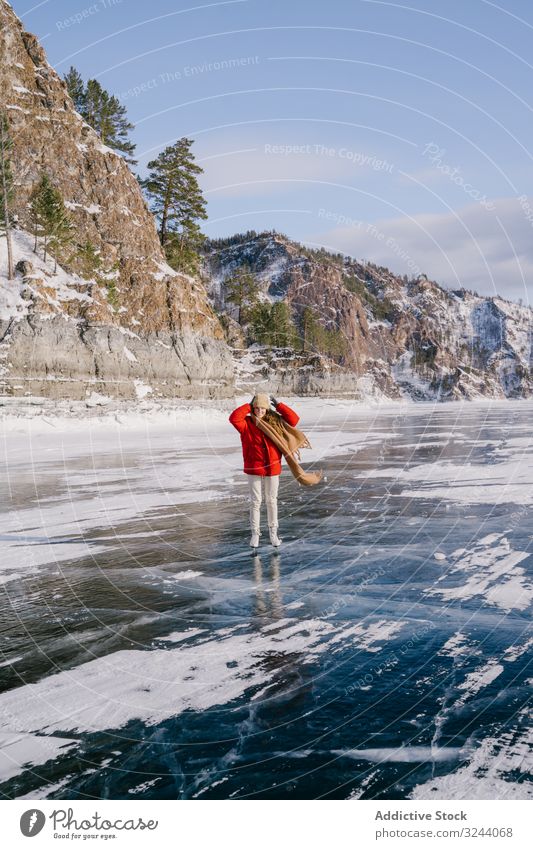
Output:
[
  {"xmin": 204, "ymin": 232, "xmax": 533, "ymax": 400},
  {"xmin": 0, "ymin": 0, "xmax": 234, "ymax": 400}
]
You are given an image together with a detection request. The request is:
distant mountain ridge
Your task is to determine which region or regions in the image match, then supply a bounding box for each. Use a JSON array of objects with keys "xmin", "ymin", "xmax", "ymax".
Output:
[{"xmin": 203, "ymin": 231, "xmax": 533, "ymax": 401}]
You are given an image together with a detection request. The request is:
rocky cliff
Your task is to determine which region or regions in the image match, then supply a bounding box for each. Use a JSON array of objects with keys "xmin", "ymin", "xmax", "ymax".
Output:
[
  {"xmin": 0, "ymin": 0, "xmax": 234, "ymax": 400},
  {"xmin": 203, "ymin": 232, "xmax": 533, "ymax": 401}
]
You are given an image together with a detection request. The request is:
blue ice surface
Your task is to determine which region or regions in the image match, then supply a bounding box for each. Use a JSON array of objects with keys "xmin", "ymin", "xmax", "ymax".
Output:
[{"xmin": 0, "ymin": 402, "xmax": 531, "ymax": 800}]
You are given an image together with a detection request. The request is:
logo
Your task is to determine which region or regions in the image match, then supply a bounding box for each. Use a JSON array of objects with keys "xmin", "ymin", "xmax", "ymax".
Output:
[{"xmin": 20, "ymin": 809, "xmax": 46, "ymax": 837}]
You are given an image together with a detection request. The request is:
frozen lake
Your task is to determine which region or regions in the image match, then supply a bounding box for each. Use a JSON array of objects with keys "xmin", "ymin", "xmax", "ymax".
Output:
[{"xmin": 0, "ymin": 398, "xmax": 532, "ymax": 800}]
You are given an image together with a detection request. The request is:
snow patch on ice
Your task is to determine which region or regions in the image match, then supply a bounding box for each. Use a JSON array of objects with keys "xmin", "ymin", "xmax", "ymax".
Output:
[
  {"xmin": 503, "ymin": 636, "xmax": 533, "ymax": 662},
  {"xmin": 0, "ymin": 618, "xmax": 349, "ymax": 734},
  {"xmin": 411, "ymin": 713, "xmax": 533, "ymax": 800},
  {"xmin": 0, "ymin": 731, "xmax": 77, "ymax": 783},
  {"xmin": 425, "ymin": 532, "xmax": 532, "ymax": 612},
  {"xmin": 327, "ymin": 619, "xmax": 405, "ymax": 652},
  {"xmin": 159, "ymin": 628, "xmax": 207, "ymax": 644},
  {"xmin": 439, "ymin": 633, "xmax": 477, "ymax": 658},
  {"xmin": 456, "ymin": 659, "xmax": 504, "ymax": 702},
  {"xmin": 373, "ymin": 454, "xmax": 533, "ymax": 506}
]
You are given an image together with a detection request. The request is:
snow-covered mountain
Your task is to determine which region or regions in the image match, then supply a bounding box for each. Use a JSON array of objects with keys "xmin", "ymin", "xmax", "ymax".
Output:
[{"xmin": 203, "ymin": 231, "xmax": 533, "ymax": 401}]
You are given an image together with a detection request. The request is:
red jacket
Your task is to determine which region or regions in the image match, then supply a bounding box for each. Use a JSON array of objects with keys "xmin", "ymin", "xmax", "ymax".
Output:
[{"xmin": 229, "ymin": 402, "xmax": 300, "ymax": 476}]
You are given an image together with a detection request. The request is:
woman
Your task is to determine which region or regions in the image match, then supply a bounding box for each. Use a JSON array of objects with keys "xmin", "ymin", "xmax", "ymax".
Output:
[{"xmin": 229, "ymin": 393, "xmax": 300, "ymax": 549}]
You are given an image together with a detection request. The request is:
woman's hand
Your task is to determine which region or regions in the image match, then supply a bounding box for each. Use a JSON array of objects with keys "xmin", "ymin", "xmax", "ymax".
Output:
[{"xmin": 270, "ymin": 395, "xmax": 279, "ymax": 408}]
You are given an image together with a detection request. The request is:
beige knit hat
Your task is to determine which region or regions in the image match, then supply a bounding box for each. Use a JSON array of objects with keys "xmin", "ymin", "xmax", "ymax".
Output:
[{"xmin": 252, "ymin": 392, "xmax": 270, "ymax": 409}]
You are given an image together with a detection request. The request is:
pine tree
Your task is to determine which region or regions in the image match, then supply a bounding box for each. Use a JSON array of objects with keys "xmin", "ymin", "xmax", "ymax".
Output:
[
  {"xmin": 77, "ymin": 239, "xmax": 102, "ymax": 279},
  {"xmin": 225, "ymin": 263, "xmax": 259, "ymax": 324},
  {"xmin": 105, "ymin": 95, "xmax": 135, "ymax": 161},
  {"xmin": 84, "ymin": 79, "xmax": 136, "ymax": 163},
  {"xmin": 30, "ymin": 174, "xmax": 51, "ymax": 257},
  {"xmin": 76, "ymin": 239, "xmax": 120, "ymax": 306},
  {"xmin": 299, "ymin": 306, "xmax": 346, "ymax": 358},
  {"xmin": 248, "ymin": 302, "xmax": 274, "ymax": 345},
  {"xmin": 323, "ymin": 325, "xmax": 346, "ymax": 359},
  {"xmin": 48, "ymin": 201, "xmax": 75, "ymax": 273},
  {"xmin": 141, "ymin": 138, "xmax": 207, "ymax": 274},
  {"xmin": 246, "ymin": 300, "xmax": 317, "ymax": 350},
  {"xmin": 164, "ymin": 221, "xmax": 205, "ymax": 275},
  {"xmin": 270, "ymin": 301, "xmax": 298, "ymax": 348},
  {"xmin": 82, "ymin": 79, "xmax": 103, "ymax": 134},
  {"xmin": 64, "ymin": 70, "xmax": 136, "ymax": 164},
  {"xmin": 301, "ymin": 306, "xmax": 329, "ymax": 354},
  {"xmin": 0, "ymin": 111, "xmax": 14, "ymax": 280},
  {"xmin": 64, "ymin": 66, "xmax": 85, "ymax": 113},
  {"xmin": 29, "ymin": 175, "xmax": 74, "ymax": 271}
]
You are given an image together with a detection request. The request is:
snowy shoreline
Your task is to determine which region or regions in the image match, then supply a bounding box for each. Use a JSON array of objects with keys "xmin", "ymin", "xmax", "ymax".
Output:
[{"xmin": 2, "ymin": 393, "xmax": 532, "ymax": 432}]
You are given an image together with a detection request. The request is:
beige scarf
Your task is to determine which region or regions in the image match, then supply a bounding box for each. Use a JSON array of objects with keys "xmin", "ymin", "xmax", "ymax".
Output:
[{"xmin": 251, "ymin": 412, "xmax": 323, "ymax": 486}]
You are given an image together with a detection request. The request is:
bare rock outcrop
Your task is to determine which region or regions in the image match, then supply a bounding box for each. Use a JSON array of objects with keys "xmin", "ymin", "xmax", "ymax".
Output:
[{"xmin": 0, "ymin": 0, "xmax": 234, "ymax": 399}]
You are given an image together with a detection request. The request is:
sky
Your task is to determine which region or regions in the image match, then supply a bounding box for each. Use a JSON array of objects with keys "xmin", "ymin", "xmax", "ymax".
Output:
[{"xmin": 9, "ymin": 0, "xmax": 533, "ymax": 303}]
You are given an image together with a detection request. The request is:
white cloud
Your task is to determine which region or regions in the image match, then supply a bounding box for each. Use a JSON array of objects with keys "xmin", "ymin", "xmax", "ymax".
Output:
[{"xmin": 310, "ymin": 197, "xmax": 533, "ymax": 305}]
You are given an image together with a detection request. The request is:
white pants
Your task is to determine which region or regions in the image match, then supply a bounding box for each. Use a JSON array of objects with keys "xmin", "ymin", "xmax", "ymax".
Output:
[{"xmin": 247, "ymin": 474, "xmax": 280, "ymax": 534}]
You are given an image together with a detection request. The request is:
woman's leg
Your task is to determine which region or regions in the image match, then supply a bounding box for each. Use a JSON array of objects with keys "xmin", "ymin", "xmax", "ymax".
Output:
[
  {"xmin": 264, "ymin": 475, "xmax": 280, "ymax": 539},
  {"xmin": 247, "ymin": 474, "xmax": 263, "ymax": 538}
]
